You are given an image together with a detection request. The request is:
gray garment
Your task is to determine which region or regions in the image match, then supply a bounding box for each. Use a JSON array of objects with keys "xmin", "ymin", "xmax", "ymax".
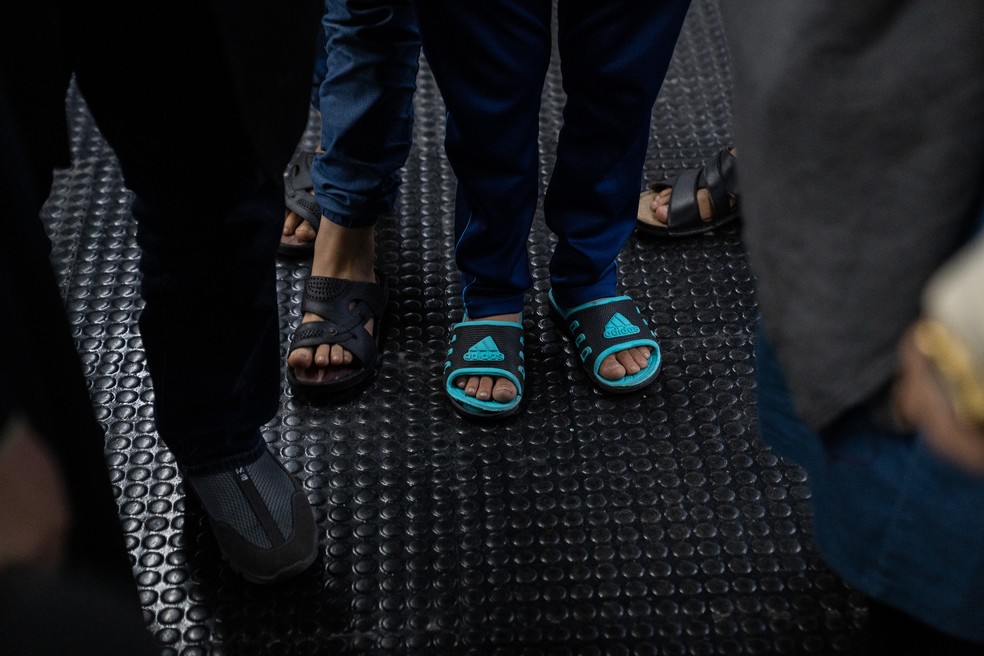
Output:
[{"xmin": 721, "ymin": 0, "xmax": 984, "ymax": 429}]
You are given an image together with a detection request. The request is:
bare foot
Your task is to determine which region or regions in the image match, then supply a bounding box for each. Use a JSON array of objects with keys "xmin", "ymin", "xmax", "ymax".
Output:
[
  {"xmin": 455, "ymin": 309, "xmax": 652, "ymax": 396},
  {"xmin": 557, "ymin": 294, "xmax": 654, "ymax": 383},
  {"xmin": 597, "ymin": 344, "xmax": 652, "ymax": 381},
  {"xmin": 287, "ymin": 221, "xmax": 376, "ymax": 384},
  {"xmin": 455, "ymin": 313, "xmax": 522, "ymax": 403},
  {"xmin": 280, "ymin": 147, "xmax": 324, "ymax": 252},
  {"xmin": 280, "ymin": 210, "xmax": 318, "ymax": 251},
  {"xmin": 645, "ymin": 148, "xmax": 738, "ymax": 227}
]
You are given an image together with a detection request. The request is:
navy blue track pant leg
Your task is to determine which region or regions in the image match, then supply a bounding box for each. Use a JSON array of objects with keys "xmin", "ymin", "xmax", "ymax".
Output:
[
  {"xmin": 415, "ymin": 0, "xmax": 553, "ymax": 317},
  {"xmin": 547, "ymin": 0, "xmax": 690, "ymax": 308},
  {"xmin": 414, "ymin": 0, "xmax": 690, "ymax": 316}
]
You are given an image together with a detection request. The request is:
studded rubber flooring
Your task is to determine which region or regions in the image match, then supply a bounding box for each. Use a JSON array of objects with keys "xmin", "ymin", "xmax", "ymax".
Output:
[{"xmin": 43, "ymin": 1, "xmax": 868, "ymax": 654}]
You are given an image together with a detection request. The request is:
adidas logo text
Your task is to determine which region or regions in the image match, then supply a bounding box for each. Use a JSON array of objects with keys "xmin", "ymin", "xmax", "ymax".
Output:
[
  {"xmin": 464, "ymin": 336, "xmax": 505, "ymax": 362},
  {"xmin": 603, "ymin": 312, "xmax": 640, "ymax": 339}
]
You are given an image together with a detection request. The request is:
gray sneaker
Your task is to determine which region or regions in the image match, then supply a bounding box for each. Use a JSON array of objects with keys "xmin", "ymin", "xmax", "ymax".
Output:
[{"xmin": 185, "ymin": 449, "xmax": 317, "ymax": 584}]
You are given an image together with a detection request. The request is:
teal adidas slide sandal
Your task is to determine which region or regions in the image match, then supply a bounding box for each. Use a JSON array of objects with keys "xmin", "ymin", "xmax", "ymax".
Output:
[
  {"xmin": 549, "ymin": 290, "xmax": 661, "ymax": 393},
  {"xmin": 443, "ymin": 320, "xmax": 525, "ymax": 419}
]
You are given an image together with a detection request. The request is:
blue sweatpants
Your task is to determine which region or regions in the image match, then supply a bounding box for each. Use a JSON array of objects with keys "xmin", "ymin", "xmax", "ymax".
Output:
[{"xmin": 414, "ymin": 0, "xmax": 691, "ymax": 317}]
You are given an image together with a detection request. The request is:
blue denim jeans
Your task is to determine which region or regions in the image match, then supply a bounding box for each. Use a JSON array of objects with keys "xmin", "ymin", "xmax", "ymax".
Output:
[
  {"xmin": 309, "ymin": 0, "xmax": 420, "ymax": 228},
  {"xmin": 755, "ymin": 330, "xmax": 984, "ymax": 643}
]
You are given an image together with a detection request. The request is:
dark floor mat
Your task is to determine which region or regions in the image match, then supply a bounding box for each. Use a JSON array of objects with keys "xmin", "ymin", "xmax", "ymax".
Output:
[{"xmin": 42, "ymin": 1, "xmax": 866, "ymax": 653}]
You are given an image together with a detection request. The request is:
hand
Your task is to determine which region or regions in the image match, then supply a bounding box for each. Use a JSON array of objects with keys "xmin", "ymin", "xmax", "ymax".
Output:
[
  {"xmin": 894, "ymin": 326, "xmax": 984, "ymax": 475},
  {"xmin": 0, "ymin": 416, "xmax": 70, "ymax": 572}
]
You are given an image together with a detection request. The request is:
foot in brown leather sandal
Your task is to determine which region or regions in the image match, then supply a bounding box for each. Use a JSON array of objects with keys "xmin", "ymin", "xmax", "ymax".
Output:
[{"xmin": 637, "ymin": 148, "xmax": 740, "ymax": 237}]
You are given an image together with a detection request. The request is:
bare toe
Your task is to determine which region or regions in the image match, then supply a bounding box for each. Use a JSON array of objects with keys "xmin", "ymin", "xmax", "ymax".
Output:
[
  {"xmin": 615, "ymin": 350, "xmax": 641, "ymax": 375},
  {"xmin": 476, "ymin": 376, "xmax": 494, "ymax": 400},
  {"xmin": 283, "ymin": 211, "xmax": 302, "ymax": 236},
  {"xmin": 648, "ymin": 189, "xmax": 670, "ymax": 225},
  {"xmin": 492, "ymin": 379, "xmax": 516, "ymax": 402},
  {"xmin": 464, "ymin": 376, "xmax": 480, "ymax": 397},
  {"xmin": 314, "ymin": 344, "xmax": 331, "ymax": 367},
  {"xmin": 295, "ymin": 220, "xmax": 317, "ymax": 243},
  {"xmin": 288, "ymin": 346, "xmax": 313, "ymax": 369},
  {"xmin": 328, "ymin": 344, "xmax": 345, "ymax": 365},
  {"xmin": 651, "ymin": 188, "xmax": 671, "ymax": 210},
  {"xmin": 630, "ymin": 346, "xmax": 651, "ymax": 369},
  {"xmin": 652, "ymin": 203, "xmax": 669, "ymax": 225},
  {"xmin": 598, "ymin": 354, "xmax": 627, "ymax": 381}
]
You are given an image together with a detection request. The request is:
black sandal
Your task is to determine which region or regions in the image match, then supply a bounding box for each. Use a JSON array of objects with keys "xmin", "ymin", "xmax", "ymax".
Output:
[
  {"xmin": 637, "ymin": 148, "xmax": 740, "ymax": 237},
  {"xmin": 279, "ymin": 150, "xmax": 320, "ymax": 258},
  {"xmin": 287, "ymin": 274, "xmax": 387, "ymax": 394}
]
